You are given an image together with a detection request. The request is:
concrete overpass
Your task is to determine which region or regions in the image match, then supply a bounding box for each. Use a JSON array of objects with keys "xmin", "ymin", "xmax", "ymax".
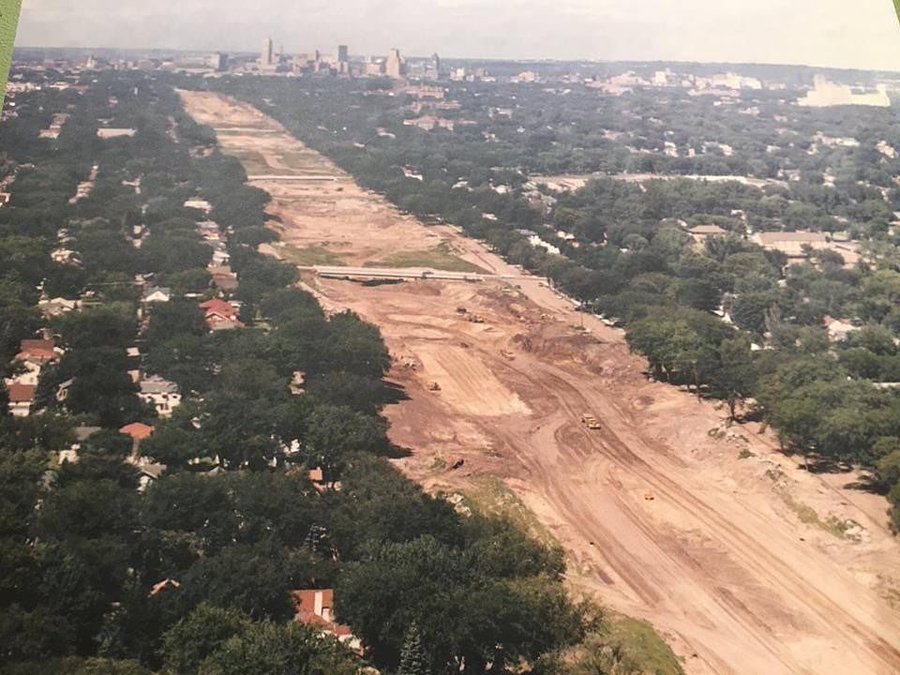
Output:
[
  {"xmin": 296, "ymin": 265, "xmax": 521, "ymax": 282},
  {"xmin": 246, "ymin": 174, "xmax": 338, "ymax": 182}
]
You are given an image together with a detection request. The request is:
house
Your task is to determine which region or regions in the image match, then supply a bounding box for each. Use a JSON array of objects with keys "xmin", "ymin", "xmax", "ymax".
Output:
[
  {"xmin": 149, "ymin": 578, "xmax": 180, "ymax": 597},
  {"xmin": 199, "ymin": 298, "xmax": 239, "ymax": 318},
  {"xmin": 38, "ymin": 296, "xmax": 79, "ymax": 318},
  {"xmin": 73, "ymin": 425, "xmax": 102, "ymax": 442},
  {"xmin": 753, "ymin": 231, "xmax": 860, "ymax": 267},
  {"xmin": 823, "ymin": 316, "xmax": 856, "ymax": 342},
  {"xmin": 196, "ymin": 220, "xmax": 222, "ymax": 242},
  {"xmin": 138, "ymin": 375, "xmax": 181, "ymax": 418},
  {"xmin": 17, "ymin": 338, "xmax": 62, "ymax": 365},
  {"xmin": 200, "ymin": 298, "xmax": 244, "ymax": 331},
  {"xmin": 7, "ymin": 383, "xmax": 36, "ymax": 417},
  {"xmin": 403, "ymin": 115, "xmax": 455, "ymax": 132},
  {"xmin": 96, "ymin": 128, "xmax": 136, "ymax": 139},
  {"xmin": 6, "ymin": 360, "xmax": 42, "ymax": 387},
  {"xmin": 58, "ymin": 445, "xmax": 80, "ymax": 464},
  {"xmin": 56, "ymin": 378, "xmax": 74, "ymax": 403},
  {"xmin": 126, "ymin": 347, "xmax": 141, "ymax": 384},
  {"xmin": 210, "ymin": 248, "xmax": 231, "ymax": 266},
  {"xmin": 753, "ymin": 231, "xmax": 827, "ymax": 258},
  {"xmin": 142, "ymin": 286, "xmax": 172, "ymax": 303},
  {"xmin": 119, "ymin": 423, "xmax": 154, "ymax": 454},
  {"xmin": 136, "ymin": 462, "xmax": 167, "ymax": 492},
  {"xmin": 292, "ymin": 589, "xmax": 361, "ymax": 653},
  {"xmin": 50, "ymin": 248, "xmax": 80, "ymax": 265},
  {"xmin": 184, "ymin": 198, "xmax": 213, "ymax": 214},
  {"xmin": 206, "ymin": 313, "xmax": 245, "ymax": 331},
  {"xmin": 211, "ymin": 272, "xmax": 239, "ymax": 294},
  {"xmin": 688, "ymin": 224, "xmax": 728, "ymax": 243}
]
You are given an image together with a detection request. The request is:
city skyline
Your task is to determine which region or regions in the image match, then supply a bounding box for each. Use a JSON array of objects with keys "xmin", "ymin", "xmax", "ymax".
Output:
[{"xmin": 15, "ymin": 0, "xmax": 900, "ymax": 72}]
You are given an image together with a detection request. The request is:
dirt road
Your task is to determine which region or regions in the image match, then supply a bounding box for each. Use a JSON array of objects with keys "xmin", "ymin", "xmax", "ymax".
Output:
[{"xmin": 180, "ymin": 90, "xmax": 900, "ymax": 674}]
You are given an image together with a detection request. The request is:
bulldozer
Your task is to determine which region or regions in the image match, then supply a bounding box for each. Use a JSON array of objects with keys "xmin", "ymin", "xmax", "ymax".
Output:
[{"xmin": 581, "ymin": 413, "xmax": 601, "ymax": 430}]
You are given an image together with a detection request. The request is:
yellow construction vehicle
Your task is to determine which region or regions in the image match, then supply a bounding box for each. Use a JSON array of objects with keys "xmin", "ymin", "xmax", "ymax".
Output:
[{"xmin": 581, "ymin": 413, "xmax": 601, "ymax": 430}]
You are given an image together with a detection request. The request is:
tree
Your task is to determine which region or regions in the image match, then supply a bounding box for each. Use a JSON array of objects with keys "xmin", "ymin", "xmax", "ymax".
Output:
[
  {"xmin": 731, "ymin": 291, "xmax": 782, "ymax": 335},
  {"xmin": 304, "ymin": 405, "xmax": 388, "ymax": 482},
  {"xmin": 196, "ymin": 621, "xmax": 358, "ymax": 675},
  {"xmin": 180, "ymin": 543, "xmax": 298, "ymax": 621},
  {"xmin": 874, "ymin": 438, "xmax": 900, "ymax": 490},
  {"xmin": 398, "ymin": 622, "xmax": 431, "ymax": 675},
  {"xmin": 710, "ymin": 336, "xmax": 758, "ymax": 420},
  {"xmin": 162, "ymin": 604, "xmax": 252, "ymax": 675}
]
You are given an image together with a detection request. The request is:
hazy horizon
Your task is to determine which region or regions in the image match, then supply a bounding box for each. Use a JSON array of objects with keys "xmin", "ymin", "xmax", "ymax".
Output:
[{"xmin": 16, "ymin": 0, "xmax": 900, "ymax": 72}]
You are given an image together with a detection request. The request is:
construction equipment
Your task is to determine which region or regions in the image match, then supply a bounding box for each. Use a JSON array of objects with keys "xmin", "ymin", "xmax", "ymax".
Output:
[
  {"xmin": 428, "ymin": 381, "xmax": 441, "ymax": 391},
  {"xmin": 467, "ymin": 314, "xmax": 485, "ymax": 324},
  {"xmin": 581, "ymin": 413, "xmax": 601, "ymax": 430}
]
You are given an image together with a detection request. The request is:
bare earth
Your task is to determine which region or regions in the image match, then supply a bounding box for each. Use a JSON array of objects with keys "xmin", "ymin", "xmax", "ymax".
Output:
[{"xmin": 180, "ymin": 90, "xmax": 900, "ymax": 675}]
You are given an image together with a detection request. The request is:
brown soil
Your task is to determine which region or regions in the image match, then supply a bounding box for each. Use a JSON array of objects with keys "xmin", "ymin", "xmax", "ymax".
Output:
[{"xmin": 181, "ymin": 90, "xmax": 900, "ymax": 675}]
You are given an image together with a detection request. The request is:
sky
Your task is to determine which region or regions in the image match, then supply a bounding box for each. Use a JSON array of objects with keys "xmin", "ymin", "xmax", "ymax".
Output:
[{"xmin": 15, "ymin": 0, "xmax": 900, "ymax": 71}]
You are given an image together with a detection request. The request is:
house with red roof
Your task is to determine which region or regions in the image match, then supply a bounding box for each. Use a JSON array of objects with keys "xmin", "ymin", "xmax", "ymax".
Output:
[
  {"xmin": 206, "ymin": 313, "xmax": 245, "ymax": 331},
  {"xmin": 292, "ymin": 589, "xmax": 361, "ymax": 653},
  {"xmin": 16, "ymin": 338, "xmax": 63, "ymax": 365},
  {"xmin": 7, "ymin": 383, "xmax": 36, "ymax": 417},
  {"xmin": 199, "ymin": 298, "xmax": 238, "ymax": 317},
  {"xmin": 119, "ymin": 422, "xmax": 155, "ymax": 457},
  {"xmin": 199, "ymin": 298, "xmax": 244, "ymax": 331},
  {"xmin": 120, "ymin": 422, "xmax": 155, "ymax": 442}
]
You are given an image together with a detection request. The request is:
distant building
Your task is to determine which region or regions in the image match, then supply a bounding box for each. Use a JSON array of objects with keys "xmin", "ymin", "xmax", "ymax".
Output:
[
  {"xmin": 365, "ymin": 60, "xmax": 386, "ymax": 77},
  {"xmin": 386, "ymin": 48, "xmax": 403, "ymax": 79},
  {"xmin": 403, "ymin": 115, "xmax": 454, "ymax": 132},
  {"xmin": 211, "ymin": 52, "xmax": 228, "ymax": 71},
  {"xmin": 262, "ymin": 37, "xmax": 274, "ymax": 66},
  {"xmin": 337, "ymin": 45, "xmax": 349, "ymax": 63},
  {"xmin": 798, "ymin": 75, "xmax": 891, "ymax": 108}
]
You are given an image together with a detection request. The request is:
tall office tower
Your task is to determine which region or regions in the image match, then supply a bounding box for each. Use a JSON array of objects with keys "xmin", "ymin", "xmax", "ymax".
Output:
[
  {"xmin": 432, "ymin": 53, "xmax": 441, "ymax": 76},
  {"xmin": 386, "ymin": 48, "xmax": 402, "ymax": 79},
  {"xmin": 211, "ymin": 52, "xmax": 228, "ymax": 72},
  {"xmin": 338, "ymin": 45, "xmax": 349, "ymax": 63},
  {"xmin": 261, "ymin": 38, "xmax": 274, "ymax": 66}
]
